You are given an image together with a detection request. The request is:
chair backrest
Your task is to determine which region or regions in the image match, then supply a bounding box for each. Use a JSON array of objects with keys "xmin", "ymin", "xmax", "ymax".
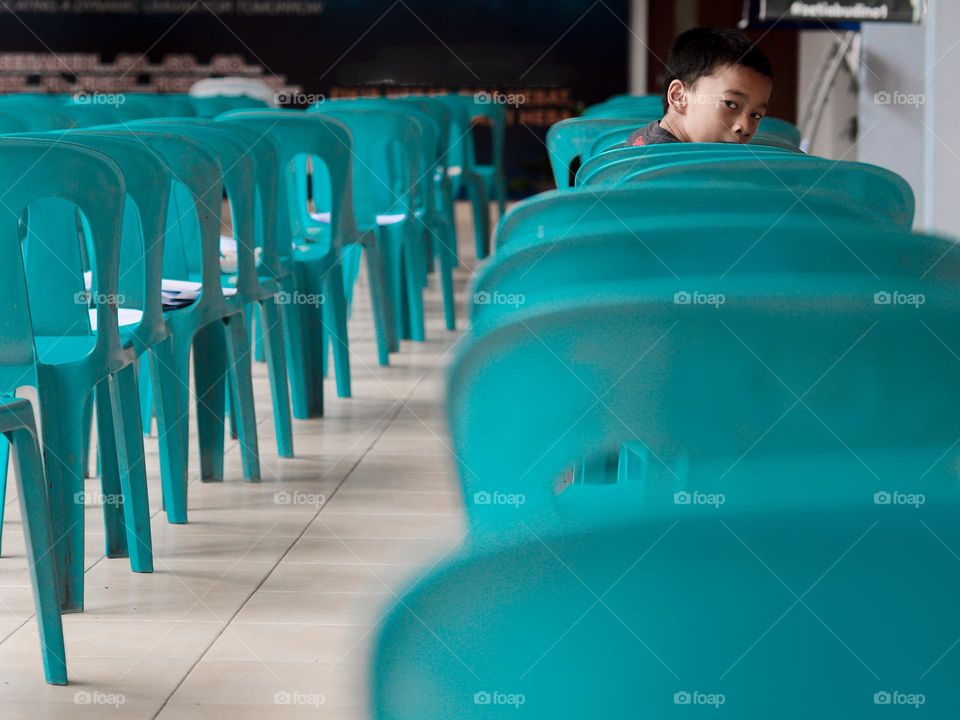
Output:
[
  {"xmin": 615, "ymin": 157, "xmax": 916, "ymax": 228},
  {"xmin": 0, "ymin": 137, "xmax": 127, "ymax": 390},
  {"xmin": 477, "ymin": 220, "xmax": 960, "ymax": 326},
  {"xmin": 430, "ymin": 94, "xmax": 482, "ymax": 182},
  {"xmin": 580, "ymin": 93, "xmax": 665, "ymax": 117},
  {"xmin": 449, "ymin": 276, "xmax": 960, "ymax": 531},
  {"xmin": 546, "ymin": 117, "xmax": 658, "ymax": 188},
  {"xmin": 495, "ymin": 182, "xmax": 912, "ymax": 255},
  {"xmin": 456, "ymin": 93, "xmax": 506, "ymax": 175},
  {"xmin": 14, "ymin": 129, "xmax": 173, "ymax": 354},
  {"xmin": 49, "ymin": 101, "xmax": 156, "ymax": 128},
  {"xmin": 308, "ymin": 103, "xmax": 426, "ymax": 223},
  {"xmin": 575, "ymin": 143, "xmax": 795, "ymax": 187},
  {"xmin": 190, "ymin": 94, "xmax": 269, "ymax": 118},
  {"xmin": 126, "ymin": 119, "xmax": 263, "ymax": 300},
  {"xmin": 80, "ymin": 126, "xmax": 227, "ymax": 315},
  {"xmin": 192, "ymin": 119, "xmax": 293, "ymax": 278},
  {"xmin": 372, "ymin": 482, "xmax": 960, "ymax": 718},
  {"xmin": 216, "ymin": 110, "xmax": 359, "ymax": 248}
]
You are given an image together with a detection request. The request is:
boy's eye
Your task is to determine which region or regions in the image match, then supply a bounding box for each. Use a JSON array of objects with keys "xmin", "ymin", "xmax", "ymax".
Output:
[
  {"xmin": 752, "ymin": 113, "xmax": 764, "ymax": 120},
  {"xmin": 724, "ymin": 100, "xmax": 738, "ymax": 110}
]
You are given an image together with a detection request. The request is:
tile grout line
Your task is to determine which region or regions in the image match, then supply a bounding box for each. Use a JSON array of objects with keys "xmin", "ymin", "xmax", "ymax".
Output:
[{"xmin": 148, "ymin": 338, "xmax": 453, "ymax": 719}]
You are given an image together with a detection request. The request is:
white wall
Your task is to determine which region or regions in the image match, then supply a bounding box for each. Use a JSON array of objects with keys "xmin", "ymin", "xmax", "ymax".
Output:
[{"xmin": 858, "ymin": 0, "xmax": 960, "ymax": 236}]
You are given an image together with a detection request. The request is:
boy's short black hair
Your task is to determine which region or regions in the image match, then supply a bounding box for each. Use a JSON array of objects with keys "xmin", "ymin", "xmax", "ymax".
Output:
[{"xmin": 662, "ymin": 27, "xmax": 773, "ymax": 113}]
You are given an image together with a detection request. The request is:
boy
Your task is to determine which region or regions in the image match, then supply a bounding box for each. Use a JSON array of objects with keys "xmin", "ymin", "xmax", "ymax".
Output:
[{"xmin": 627, "ymin": 27, "xmax": 773, "ymax": 146}]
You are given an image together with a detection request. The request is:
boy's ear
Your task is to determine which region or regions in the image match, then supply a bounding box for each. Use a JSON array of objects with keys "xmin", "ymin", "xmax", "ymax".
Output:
[{"xmin": 666, "ymin": 79, "xmax": 687, "ymax": 115}]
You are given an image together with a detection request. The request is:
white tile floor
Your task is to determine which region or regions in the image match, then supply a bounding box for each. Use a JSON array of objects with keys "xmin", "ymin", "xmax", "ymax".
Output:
[{"xmin": 0, "ymin": 203, "xmax": 488, "ymax": 719}]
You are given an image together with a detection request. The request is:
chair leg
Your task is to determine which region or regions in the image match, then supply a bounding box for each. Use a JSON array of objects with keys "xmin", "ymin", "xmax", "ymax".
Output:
[
  {"xmin": 386, "ymin": 229, "xmax": 411, "ymax": 342},
  {"xmin": 260, "ymin": 298, "xmax": 294, "ymax": 458},
  {"xmin": 81, "ymin": 393, "xmax": 95, "ymax": 479},
  {"xmin": 293, "ymin": 264, "xmax": 325, "ymax": 418},
  {"xmin": 223, "ymin": 313, "xmax": 261, "ymax": 483},
  {"xmin": 149, "ymin": 335, "xmax": 190, "ymax": 524},
  {"xmin": 250, "ymin": 300, "xmax": 265, "ymax": 363},
  {"xmin": 496, "ymin": 174, "xmax": 507, "ymax": 218},
  {"xmin": 107, "ymin": 364, "xmax": 153, "ymax": 573},
  {"xmin": 192, "ymin": 321, "xmax": 227, "ymax": 483},
  {"xmin": 402, "ymin": 226, "xmax": 426, "ymax": 342},
  {"xmin": 323, "ymin": 258, "xmax": 352, "ymax": 398},
  {"xmin": 9, "ymin": 425, "xmax": 67, "ymax": 685},
  {"xmin": 95, "ymin": 380, "xmax": 127, "ymax": 559},
  {"xmin": 364, "ymin": 240, "xmax": 395, "ymax": 366},
  {"xmin": 340, "ymin": 243, "xmax": 363, "ymax": 317},
  {"xmin": 466, "ymin": 175, "xmax": 491, "ymax": 260},
  {"xmin": 0, "ymin": 436, "xmax": 8, "ymax": 557},
  {"xmin": 138, "ymin": 353, "xmax": 154, "ymax": 435},
  {"xmin": 36, "ymin": 381, "xmax": 85, "ymax": 613},
  {"xmin": 279, "ymin": 274, "xmax": 315, "ymax": 419},
  {"xmin": 438, "ymin": 232, "xmax": 457, "ymax": 331},
  {"xmin": 226, "ymin": 374, "xmax": 239, "ymax": 441}
]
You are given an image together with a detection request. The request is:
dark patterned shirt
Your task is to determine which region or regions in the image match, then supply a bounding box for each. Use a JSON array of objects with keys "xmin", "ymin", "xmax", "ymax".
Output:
[{"xmin": 625, "ymin": 120, "xmax": 680, "ymax": 146}]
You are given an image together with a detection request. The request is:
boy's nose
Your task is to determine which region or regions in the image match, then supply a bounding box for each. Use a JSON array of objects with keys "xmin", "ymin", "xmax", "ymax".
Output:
[{"xmin": 732, "ymin": 118, "xmax": 754, "ymax": 141}]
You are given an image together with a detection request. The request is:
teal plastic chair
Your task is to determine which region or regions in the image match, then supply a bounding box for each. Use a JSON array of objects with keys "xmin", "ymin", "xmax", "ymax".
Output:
[
  {"xmin": 218, "ymin": 110, "xmax": 362, "ymax": 418},
  {"xmin": 613, "ymin": 156, "xmax": 916, "ymax": 228},
  {"xmin": 128, "ymin": 118, "xmax": 295, "ymax": 462},
  {"xmin": 477, "ymin": 221, "xmax": 956, "ymax": 329},
  {"xmin": 494, "ymin": 183, "xmax": 914, "ymax": 258},
  {"xmin": 580, "ymin": 93, "xmax": 664, "ymax": 118},
  {"xmin": 190, "ymin": 95, "xmax": 268, "ymax": 118},
  {"xmin": 458, "ymin": 94, "xmax": 508, "ymax": 218},
  {"xmin": 0, "ymin": 138, "xmax": 153, "ymax": 611},
  {"xmin": 431, "ymin": 94, "xmax": 495, "ymax": 259},
  {"xmin": 584, "ymin": 123, "xmax": 803, "ymax": 162},
  {"xmin": 546, "ymin": 117, "xmax": 659, "ymax": 189},
  {"xmin": 121, "ymin": 92, "xmax": 197, "ymax": 117},
  {"xmin": 374, "ymin": 279, "xmax": 960, "ymax": 717},
  {"xmin": 0, "ymin": 397, "xmax": 67, "ymax": 685},
  {"xmin": 575, "ymin": 144, "xmax": 796, "ymax": 187}
]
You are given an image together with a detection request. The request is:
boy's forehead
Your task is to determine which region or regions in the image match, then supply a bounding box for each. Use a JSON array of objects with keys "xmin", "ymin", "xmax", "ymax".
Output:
[{"xmin": 697, "ymin": 64, "xmax": 772, "ymax": 99}]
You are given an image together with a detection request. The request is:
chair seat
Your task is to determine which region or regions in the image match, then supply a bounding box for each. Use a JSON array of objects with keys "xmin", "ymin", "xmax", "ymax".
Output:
[
  {"xmin": 293, "ymin": 241, "xmax": 336, "ymax": 270},
  {"xmin": 161, "ymin": 278, "xmax": 237, "ymax": 310},
  {"xmin": 34, "ymin": 335, "xmax": 98, "ymax": 364}
]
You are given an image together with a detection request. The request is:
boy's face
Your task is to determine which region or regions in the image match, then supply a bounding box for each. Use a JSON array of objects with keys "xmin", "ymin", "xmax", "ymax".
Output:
[{"xmin": 669, "ymin": 63, "xmax": 773, "ymax": 143}]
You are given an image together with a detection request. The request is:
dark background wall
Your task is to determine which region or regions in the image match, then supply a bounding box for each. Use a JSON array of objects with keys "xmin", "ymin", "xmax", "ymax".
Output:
[{"xmin": 0, "ymin": 0, "xmax": 798, "ymax": 195}]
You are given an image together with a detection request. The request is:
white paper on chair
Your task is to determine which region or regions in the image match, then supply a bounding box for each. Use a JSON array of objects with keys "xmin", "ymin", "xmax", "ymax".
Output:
[
  {"xmin": 88, "ymin": 308, "xmax": 143, "ymax": 331},
  {"xmin": 161, "ymin": 278, "xmax": 237, "ymax": 302}
]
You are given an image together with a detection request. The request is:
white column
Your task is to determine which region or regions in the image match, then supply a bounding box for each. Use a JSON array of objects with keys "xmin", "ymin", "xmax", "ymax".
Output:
[{"xmin": 628, "ymin": 0, "xmax": 648, "ymax": 94}]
